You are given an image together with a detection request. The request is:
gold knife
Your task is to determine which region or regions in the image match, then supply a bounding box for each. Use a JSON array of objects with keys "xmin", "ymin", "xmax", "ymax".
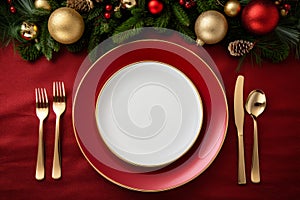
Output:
[{"xmin": 234, "ymin": 75, "xmax": 246, "ymax": 184}]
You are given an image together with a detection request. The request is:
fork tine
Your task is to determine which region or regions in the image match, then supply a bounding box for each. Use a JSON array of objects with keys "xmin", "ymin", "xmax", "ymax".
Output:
[
  {"xmin": 53, "ymin": 82, "xmax": 56, "ymax": 98},
  {"xmin": 58, "ymin": 82, "xmax": 62, "ymax": 98},
  {"xmin": 53, "ymin": 81, "xmax": 65, "ymax": 102},
  {"xmin": 38, "ymin": 88, "xmax": 42, "ymax": 106},
  {"xmin": 35, "ymin": 88, "xmax": 39, "ymax": 106},
  {"xmin": 61, "ymin": 82, "xmax": 65, "ymax": 98},
  {"xmin": 35, "ymin": 88, "xmax": 48, "ymax": 108},
  {"xmin": 41, "ymin": 88, "xmax": 45, "ymax": 105},
  {"xmin": 53, "ymin": 82, "xmax": 58, "ymax": 102},
  {"xmin": 42, "ymin": 88, "xmax": 48, "ymax": 108},
  {"xmin": 44, "ymin": 88, "xmax": 48, "ymax": 104}
]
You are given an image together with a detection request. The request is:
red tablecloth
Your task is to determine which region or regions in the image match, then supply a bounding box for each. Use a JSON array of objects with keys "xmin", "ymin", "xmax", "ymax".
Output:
[{"xmin": 1, "ymin": 43, "xmax": 299, "ymax": 199}]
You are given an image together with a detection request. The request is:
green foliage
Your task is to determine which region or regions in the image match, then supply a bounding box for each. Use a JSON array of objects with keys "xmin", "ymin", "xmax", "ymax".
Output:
[
  {"xmin": 153, "ymin": 9, "xmax": 170, "ymax": 28},
  {"xmin": 112, "ymin": 8, "xmax": 145, "ymax": 43},
  {"xmin": 0, "ymin": 0, "xmax": 299, "ymax": 64},
  {"xmin": 256, "ymin": 40, "xmax": 290, "ymax": 63},
  {"xmin": 17, "ymin": 43, "xmax": 42, "ymax": 61},
  {"xmin": 172, "ymin": 4, "xmax": 190, "ymax": 27},
  {"xmin": 112, "ymin": 17, "xmax": 144, "ymax": 43},
  {"xmin": 39, "ymin": 22, "xmax": 60, "ymax": 60},
  {"xmin": 196, "ymin": 0, "xmax": 221, "ymax": 13}
]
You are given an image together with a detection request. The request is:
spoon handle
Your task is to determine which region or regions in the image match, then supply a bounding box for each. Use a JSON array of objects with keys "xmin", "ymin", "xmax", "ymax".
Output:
[{"xmin": 251, "ymin": 117, "xmax": 260, "ymax": 183}]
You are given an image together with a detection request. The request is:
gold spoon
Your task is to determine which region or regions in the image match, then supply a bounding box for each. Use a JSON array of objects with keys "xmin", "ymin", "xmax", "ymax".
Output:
[{"xmin": 245, "ymin": 90, "xmax": 266, "ymax": 183}]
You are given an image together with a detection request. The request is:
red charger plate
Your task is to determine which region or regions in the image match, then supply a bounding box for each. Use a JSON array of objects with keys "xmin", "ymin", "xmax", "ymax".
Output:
[{"xmin": 72, "ymin": 39, "xmax": 228, "ymax": 191}]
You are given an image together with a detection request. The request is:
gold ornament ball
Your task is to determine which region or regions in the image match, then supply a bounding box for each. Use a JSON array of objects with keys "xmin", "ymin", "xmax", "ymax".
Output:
[
  {"xmin": 194, "ymin": 10, "xmax": 228, "ymax": 45},
  {"xmin": 224, "ymin": 0, "xmax": 241, "ymax": 17},
  {"xmin": 34, "ymin": 0, "xmax": 51, "ymax": 10},
  {"xmin": 48, "ymin": 7, "xmax": 84, "ymax": 44}
]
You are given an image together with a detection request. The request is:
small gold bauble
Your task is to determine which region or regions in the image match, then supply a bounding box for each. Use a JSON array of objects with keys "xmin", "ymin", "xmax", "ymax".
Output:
[
  {"xmin": 48, "ymin": 7, "xmax": 84, "ymax": 44},
  {"xmin": 20, "ymin": 22, "xmax": 39, "ymax": 41},
  {"xmin": 121, "ymin": 0, "xmax": 137, "ymax": 9},
  {"xmin": 194, "ymin": 10, "xmax": 228, "ymax": 45},
  {"xmin": 224, "ymin": 0, "xmax": 241, "ymax": 17},
  {"xmin": 34, "ymin": 0, "xmax": 51, "ymax": 10},
  {"xmin": 280, "ymin": 9, "xmax": 288, "ymax": 16}
]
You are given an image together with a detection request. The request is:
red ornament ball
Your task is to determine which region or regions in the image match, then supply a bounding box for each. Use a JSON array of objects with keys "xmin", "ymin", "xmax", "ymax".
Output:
[
  {"xmin": 148, "ymin": 0, "xmax": 164, "ymax": 15},
  {"xmin": 241, "ymin": 0, "xmax": 279, "ymax": 35}
]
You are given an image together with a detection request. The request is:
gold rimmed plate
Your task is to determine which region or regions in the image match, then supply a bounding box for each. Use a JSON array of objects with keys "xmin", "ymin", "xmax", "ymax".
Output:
[
  {"xmin": 72, "ymin": 36, "xmax": 228, "ymax": 191},
  {"xmin": 95, "ymin": 61, "xmax": 203, "ymax": 167}
]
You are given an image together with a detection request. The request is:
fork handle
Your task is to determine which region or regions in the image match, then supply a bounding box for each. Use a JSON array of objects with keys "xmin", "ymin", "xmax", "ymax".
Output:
[
  {"xmin": 36, "ymin": 120, "xmax": 45, "ymax": 180},
  {"xmin": 52, "ymin": 116, "xmax": 61, "ymax": 179}
]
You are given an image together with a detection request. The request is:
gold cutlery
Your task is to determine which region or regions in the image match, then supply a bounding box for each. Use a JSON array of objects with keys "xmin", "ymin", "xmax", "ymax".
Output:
[
  {"xmin": 35, "ymin": 88, "xmax": 49, "ymax": 180},
  {"xmin": 234, "ymin": 75, "xmax": 246, "ymax": 184},
  {"xmin": 245, "ymin": 90, "xmax": 266, "ymax": 183},
  {"xmin": 52, "ymin": 82, "xmax": 66, "ymax": 179}
]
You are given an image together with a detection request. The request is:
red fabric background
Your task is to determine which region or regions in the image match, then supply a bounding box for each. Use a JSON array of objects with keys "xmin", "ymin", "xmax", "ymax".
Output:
[{"xmin": 0, "ymin": 43, "xmax": 299, "ymax": 199}]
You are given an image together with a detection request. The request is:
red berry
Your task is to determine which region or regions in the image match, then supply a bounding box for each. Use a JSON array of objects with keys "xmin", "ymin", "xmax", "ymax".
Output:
[
  {"xmin": 10, "ymin": 6, "xmax": 16, "ymax": 13},
  {"xmin": 104, "ymin": 12, "xmax": 111, "ymax": 19},
  {"xmin": 179, "ymin": 0, "xmax": 185, "ymax": 6},
  {"xmin": 190, "ymin": 0, "xmax": 196, "ymax": 7},
  {"xmin": 7, "ymin": 0, "xmax": 12, "ymax": 4},
  {"xmin": 105, "ymin": 4, "xmax": 113, "ymax": 11},
  {"xmin": 284, "ymin": 4, "xmax": 291, "ymax": 11},
  {"xmin": 185, "ymin": 1, "xmax": 192, "ymax": 9}
]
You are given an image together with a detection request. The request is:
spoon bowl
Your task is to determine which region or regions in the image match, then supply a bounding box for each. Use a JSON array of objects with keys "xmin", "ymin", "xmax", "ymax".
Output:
[
  {"xmin": 245, "ymin": 89, "xmax": 266, "ymax": 183},
  {"xmin": 245, "ymin": 90, "xmax": 266, "ymax": 118}
]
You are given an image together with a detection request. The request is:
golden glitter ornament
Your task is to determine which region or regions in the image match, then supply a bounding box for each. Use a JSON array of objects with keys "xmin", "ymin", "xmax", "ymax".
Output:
[
  {"xmin": 121, "ymin": 0, "xmax": 137, "ymax": 9},
  {"xmin": 48, "ymin": 7, "xmax": 84, "ymax": 44},
  {"xmin": 20, "ymin": 22, "xmax": 39, "ymax": 41},
  {"xmin": 224, "ymin": 0, "xmax": 241, "ymax": 17},
  {"xmin": 34, "ymin": 0, "xmax": 51, "ymax": 10},
  {"xmin": 194, "ymin": 10, "xmax": 228, "ymax": 45}
]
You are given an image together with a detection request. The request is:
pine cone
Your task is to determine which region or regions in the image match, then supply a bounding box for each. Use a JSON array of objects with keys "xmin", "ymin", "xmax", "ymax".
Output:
[
  {"xmin": 228, "ymin": 40, "xmax": 255, "ymax": 56},
  {"xmin": 67, "ymin": 0, "xmax": 94, "ymax": 12}
]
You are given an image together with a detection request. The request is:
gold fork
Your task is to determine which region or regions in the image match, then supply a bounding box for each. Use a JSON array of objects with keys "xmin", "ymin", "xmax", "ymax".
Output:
[
  {"xmin": 35, "ymin": 88, "xmax": 49, "ymax": 181},
  {"xmin": 52, "ymin": 81, "xmax": 66, "ymax": 179}
]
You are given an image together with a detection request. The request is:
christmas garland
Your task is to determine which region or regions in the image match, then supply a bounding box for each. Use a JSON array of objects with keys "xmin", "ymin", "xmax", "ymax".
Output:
[{"xmin": 0, "ymin": 0, "xmax": 299, "ymax": 66}]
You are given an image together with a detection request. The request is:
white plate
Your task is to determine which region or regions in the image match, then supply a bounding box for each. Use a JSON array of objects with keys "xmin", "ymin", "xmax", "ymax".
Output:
[{"xmin": 95, "ymin": 61, "xmax": 203, "ymax": 167}]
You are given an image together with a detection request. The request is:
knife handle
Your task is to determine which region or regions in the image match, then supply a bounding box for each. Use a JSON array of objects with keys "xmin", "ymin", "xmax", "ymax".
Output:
[{"xmin": 238, "ymin": 135, "xmax": 246, "ymax": 184}]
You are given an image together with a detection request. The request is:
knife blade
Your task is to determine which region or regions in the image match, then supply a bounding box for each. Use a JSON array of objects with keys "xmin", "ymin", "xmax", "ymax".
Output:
[{"xmin": 234, "ymin": 75, "xmax": 246, "ymax": 184}]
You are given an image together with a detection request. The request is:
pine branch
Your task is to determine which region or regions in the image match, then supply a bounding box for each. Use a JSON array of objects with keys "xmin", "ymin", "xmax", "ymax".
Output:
[
  {"xmin": 196, "ymin": 0, "xmax": 221, "ymax": 13},
  {"xmin": 112, "ymin": 8, "xmax": 145, "ymax": 43},
  {"xmin": 48, "ymin": 0, "xmax": 61, "ymax": 10},
  {"xmin": 87, "ymin": 3, "xmax": 102, "ymax": 21},
  {"xmin": 88, "ymin": 21, "xmax": 105, "ymax": 52},
  {"xmin": 17, "ymin": 43, "xmax": 42, "ymax": 61},
  {"xmin": 255, "ymin": 39, "xmax": 290, "ymax": 63},
  {"xmin": 173, "ymin": 22, "xmax": 195, "ymax": 40},
  {"xmin": 153, "ymin": 6, "xmax": 170, "ymax": 28},
  {"xmin": 112, "ymin": 19, "xmax": 144, "ymax": 43},
  {"xmin": 172, "ymin": 4, "xmax": 190, "ymax": 27},
  {"xmin": 276, "ymin": 25, "xmax": 300, "ymax": 58},
  {"xmin": 39, "ymin": 22, "xmax": 60, "ymax": 60}
]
